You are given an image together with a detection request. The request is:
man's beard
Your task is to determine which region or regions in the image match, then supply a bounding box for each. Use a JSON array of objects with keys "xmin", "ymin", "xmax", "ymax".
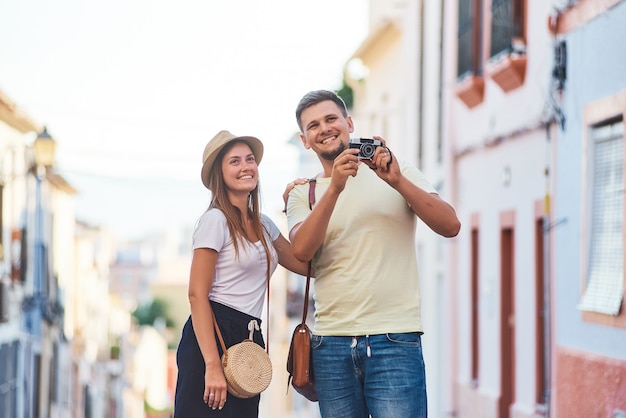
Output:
[{"xmin": 320, "ymin": 140, "xmax": 346, "ymax": 162}]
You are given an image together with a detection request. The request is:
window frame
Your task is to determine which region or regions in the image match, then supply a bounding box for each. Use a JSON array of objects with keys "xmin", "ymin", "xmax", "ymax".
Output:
[{"xmin": 580, "ymin": 89, "xmax": 626, "ymax": 328}]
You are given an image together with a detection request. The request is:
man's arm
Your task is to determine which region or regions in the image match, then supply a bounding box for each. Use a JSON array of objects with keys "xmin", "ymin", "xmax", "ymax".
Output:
[
  {"xmin": 289, "ymin": 184, "xmax": 341, "ymax": 262},
  {"xmin": 289, "ymin": 148, "xmax": 361, "ymax": 262},
  {"xmin": 393, "ymin": 177, "xmax": 461, "ymax": 237},
  {"xmin": 365, "ymin": 135, "xmax": 461, "ymax": 238}
]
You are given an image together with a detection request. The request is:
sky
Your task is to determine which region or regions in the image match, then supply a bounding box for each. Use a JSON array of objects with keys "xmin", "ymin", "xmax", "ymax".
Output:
[{"xmin": 0, "ymin": 0, "xmax": 369, "ymax": 240}]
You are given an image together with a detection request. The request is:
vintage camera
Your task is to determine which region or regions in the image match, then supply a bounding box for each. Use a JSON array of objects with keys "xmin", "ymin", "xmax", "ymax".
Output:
[{"xmin": 349, "ymin": 137, "xmax": 383, "ymax": 160}]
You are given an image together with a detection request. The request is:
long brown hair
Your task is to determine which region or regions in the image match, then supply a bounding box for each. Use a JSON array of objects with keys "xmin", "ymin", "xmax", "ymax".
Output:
[{"xmin": 206, "ymin": 140, "xmax": 272, "ymax": 277}]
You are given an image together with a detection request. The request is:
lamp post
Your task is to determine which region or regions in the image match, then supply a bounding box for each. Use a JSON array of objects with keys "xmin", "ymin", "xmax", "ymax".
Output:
[
  {"xmin": 16, "ymin": 126, "xmax": 58, "ymax": 418},
  {"xmin": 23, "ymin": 127, "xmax": 56, "ymax": 336}
]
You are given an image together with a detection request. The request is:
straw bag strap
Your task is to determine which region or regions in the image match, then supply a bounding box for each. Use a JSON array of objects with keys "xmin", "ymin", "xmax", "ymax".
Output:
[
  {"xmin": 212, "ymin": 313, "xmax": 229, "ymax": 355},
  {"xmin": 301, "ymin": 178, "xmax": 316, "ymax": 325}
]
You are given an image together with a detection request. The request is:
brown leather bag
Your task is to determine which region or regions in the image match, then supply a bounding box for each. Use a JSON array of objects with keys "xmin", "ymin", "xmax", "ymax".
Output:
[
  {"xmin": 286, "ymin": 179, "xmax": 318, "ymax": 402},
  {"xmin": 286, "ymin": 262, "xmax": 317, "ymax": 401}
]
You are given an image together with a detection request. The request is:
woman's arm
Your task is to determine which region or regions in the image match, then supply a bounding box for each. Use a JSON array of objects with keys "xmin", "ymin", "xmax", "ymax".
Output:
[
  {"xmin": 188, "ymin": 248, "xmax": 227, "ymax": 410},
  {"xmin": 273, "ymin": 233, "xmax": 312, "ymax": 276}
]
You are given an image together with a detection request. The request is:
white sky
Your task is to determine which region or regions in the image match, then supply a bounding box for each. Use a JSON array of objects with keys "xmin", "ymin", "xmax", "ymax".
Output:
[{"xmin": 0, "ymin": 0, "xmax": 369, "ymax": 239}]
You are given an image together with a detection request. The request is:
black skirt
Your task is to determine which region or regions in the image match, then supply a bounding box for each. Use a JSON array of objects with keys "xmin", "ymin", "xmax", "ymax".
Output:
[{"xmin": 173, "ymin": 300, "xmax": 266, "ymax": 418}]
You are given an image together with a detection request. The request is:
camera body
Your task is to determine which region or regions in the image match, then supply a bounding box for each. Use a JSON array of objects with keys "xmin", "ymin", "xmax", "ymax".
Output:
[{"xmin": 349, "ymin": 137, "xmax": 383, "ymax": 160}]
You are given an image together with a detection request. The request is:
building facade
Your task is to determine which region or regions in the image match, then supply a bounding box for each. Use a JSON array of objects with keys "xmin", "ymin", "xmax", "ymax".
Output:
[
  {"xmin": 550, "ymin": 1, "xmax": 626, "ymax": 417},
  {"xmin": 443, "ymin": 0, "xmax": 556, "ymax": 417},
  {"xmin": 341, "ymin": 0, "xmax": 626, "ymax": 417},
  {"xmin": 0, "ymin": 90, "xmax": 73, "ymax": 418},
  {"xmin": 1, "ymin": 89, "xmax": 136, "ymax": 418},
  {"xmin": 0, "ymin": 89, "xmax": 39, "ymax": 418}
]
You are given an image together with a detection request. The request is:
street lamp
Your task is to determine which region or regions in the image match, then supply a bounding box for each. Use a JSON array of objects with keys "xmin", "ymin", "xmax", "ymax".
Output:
[
  {"xmin": 17, "ymin": 127, "xmax": 58, "ymax": 416},
  {"xmin": 22, "ymin": 127, "xmax": 57, "ymax": 335},
  {"xmin": 33, "ymin": 126, "xmax": 57, "ymax": 170}
]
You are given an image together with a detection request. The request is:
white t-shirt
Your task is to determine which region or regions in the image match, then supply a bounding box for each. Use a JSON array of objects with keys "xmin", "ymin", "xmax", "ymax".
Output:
[{"xmin": 192, "ymin": 209, "xmax": 280, "ymax": 318}]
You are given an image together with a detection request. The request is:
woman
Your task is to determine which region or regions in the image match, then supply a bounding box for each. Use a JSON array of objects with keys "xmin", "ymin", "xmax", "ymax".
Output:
[{"xmin": 174, "ymin": 130, "xmax": 309, "ymax": 417}]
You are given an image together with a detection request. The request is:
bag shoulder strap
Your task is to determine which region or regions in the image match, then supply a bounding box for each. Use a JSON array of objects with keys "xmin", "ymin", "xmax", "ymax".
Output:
[
  {"xmin": 212, "ymin": 313, "xmax": 228, "ymax": 354},
  {"xmin": 265, "ymin": 264, "xmax": 270, "ymax": 352},
  {"xmin": 301, "ymin": 178, "xmax": 316, "ymax": 325},
  {"xmin": 308, "ymin": 177, "xmax": 317, "ymax": 208}
]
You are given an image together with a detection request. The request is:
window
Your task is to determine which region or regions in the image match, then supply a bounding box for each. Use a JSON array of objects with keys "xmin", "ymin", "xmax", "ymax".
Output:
[
  {"xmin": 10, "ymin": 227, "xmax": 26, "ymax": 283},
  {"xmin": 486, "ymin": 0, "xmax": 527, "ymax": 92},
  {"xmin": 579, "ymin": 118, "xmax": 624, "ymax": 315},
  {"xmin": 457, "ymin": 0, "xmax": 483, "ymax": 79},
  {"xmin": 490, "ymin": 0, "xmax": 526, "ymax": 59},
  {"xmin": 456, "ymin": 0, "xmax": 485, "ymax": 108},
  {"xmin": 580, "ymin": 91, "xmax": 626, "ymax": 328},
  {"xmin": 456, "ymin": 0, "xmax": 528, "ymax": 106}
]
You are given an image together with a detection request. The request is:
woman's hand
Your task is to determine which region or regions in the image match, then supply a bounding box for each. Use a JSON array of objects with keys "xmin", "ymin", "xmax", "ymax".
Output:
[
  {"xmin": 204, "ymin": 362, "xmax": 228, "ymax": 410},
  {"xmin": 282, "ymin": 177, "xmax": 309, "ymax": 212}
]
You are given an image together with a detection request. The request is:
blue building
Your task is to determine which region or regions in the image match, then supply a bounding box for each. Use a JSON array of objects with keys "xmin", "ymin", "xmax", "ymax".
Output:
[{"xmin": 551, "ymin": 1, "xmax": 626, "ymax": 416}]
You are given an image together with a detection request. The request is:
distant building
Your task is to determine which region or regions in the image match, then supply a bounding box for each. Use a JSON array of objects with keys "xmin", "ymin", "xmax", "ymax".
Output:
[
  {"xmin": 0, "ymin": 88, "xmax": 40, "ymax": 418},
  {"xmin": 109, "ymin": 239, "xmax": 158, "ymax": 311},
  {"xmin": 0, "ymin": 89, "xmax": 76, "ymax": 418}
]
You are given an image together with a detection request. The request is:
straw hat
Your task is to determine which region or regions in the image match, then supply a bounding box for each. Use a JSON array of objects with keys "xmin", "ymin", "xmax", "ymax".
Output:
[{"xmin": 201, "ymin": 130, "xmax": 264, "ymax": 189}]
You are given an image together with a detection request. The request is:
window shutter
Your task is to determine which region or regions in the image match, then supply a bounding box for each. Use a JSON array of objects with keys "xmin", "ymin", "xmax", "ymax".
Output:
[{"xmin": 579, "ymin": 120, "xmax": 624, "ymax": 315}]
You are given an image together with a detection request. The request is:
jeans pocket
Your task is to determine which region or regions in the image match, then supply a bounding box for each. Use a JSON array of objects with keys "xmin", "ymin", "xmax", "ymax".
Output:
[
  {"xmin": 311, "ymin": 334, "xmax": 323, "ymax": 350},
  {"xmin": 386, "ymin": 332, "xmax": 421, "ymax": 347}
]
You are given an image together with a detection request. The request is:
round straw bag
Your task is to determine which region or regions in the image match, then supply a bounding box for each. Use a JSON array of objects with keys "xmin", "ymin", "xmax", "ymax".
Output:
[
  {"xmin": 222, "ymin": 339, "xmax": 273, "ymax": 398},
  {"xmin": 213, "ymin": 317, "xmax": 273, "ymax": 398}
]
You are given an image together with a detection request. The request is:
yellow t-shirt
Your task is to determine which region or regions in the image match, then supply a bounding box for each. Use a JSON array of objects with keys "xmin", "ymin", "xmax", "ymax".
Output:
[{"xmin": 287, "ymin": 160, "xmax": 436, "ymax": 335}]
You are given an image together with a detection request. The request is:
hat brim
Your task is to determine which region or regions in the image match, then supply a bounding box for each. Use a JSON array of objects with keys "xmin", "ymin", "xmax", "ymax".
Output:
[{"xmin": 201, "ymin": 134, "xmax": 264, "ymax": 189}]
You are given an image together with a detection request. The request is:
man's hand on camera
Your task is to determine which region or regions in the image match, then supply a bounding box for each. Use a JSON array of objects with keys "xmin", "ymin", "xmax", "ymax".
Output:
[
  {"xmin": 330, "ymin": 148, "xmax": 360, "ymax": 193},
  {"xmin": 362, "ymin": 136, "xmax": 400, "ymax": 184}
]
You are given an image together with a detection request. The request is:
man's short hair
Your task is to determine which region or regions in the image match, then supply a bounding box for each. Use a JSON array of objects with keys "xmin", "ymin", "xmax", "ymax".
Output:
[{"xmin": 295, "ymin": 90, "xmax": 348, "ymax": 131}]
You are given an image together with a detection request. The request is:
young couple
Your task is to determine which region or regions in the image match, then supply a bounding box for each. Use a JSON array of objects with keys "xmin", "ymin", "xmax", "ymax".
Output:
[{"xmin": 173, "ymin": 90, "xmax": 461, "ymax": 418}]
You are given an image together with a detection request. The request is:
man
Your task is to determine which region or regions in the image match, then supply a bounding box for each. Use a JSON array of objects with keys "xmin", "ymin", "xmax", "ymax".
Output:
[{"xmin": 285, "ymin": 90, "xmax": 460, "ymax": 418}]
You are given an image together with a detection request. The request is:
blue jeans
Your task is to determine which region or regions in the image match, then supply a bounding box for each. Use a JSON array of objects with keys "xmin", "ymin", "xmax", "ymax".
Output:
[{"xmin": 311, "ymin": 333, "xmax": 427, "ymax": 418}]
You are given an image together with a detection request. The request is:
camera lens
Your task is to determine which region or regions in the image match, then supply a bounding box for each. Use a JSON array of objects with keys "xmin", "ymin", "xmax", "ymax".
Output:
[{"xmin": 361, "ymin": 144, "xmax": 376, "ymax": 159}]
